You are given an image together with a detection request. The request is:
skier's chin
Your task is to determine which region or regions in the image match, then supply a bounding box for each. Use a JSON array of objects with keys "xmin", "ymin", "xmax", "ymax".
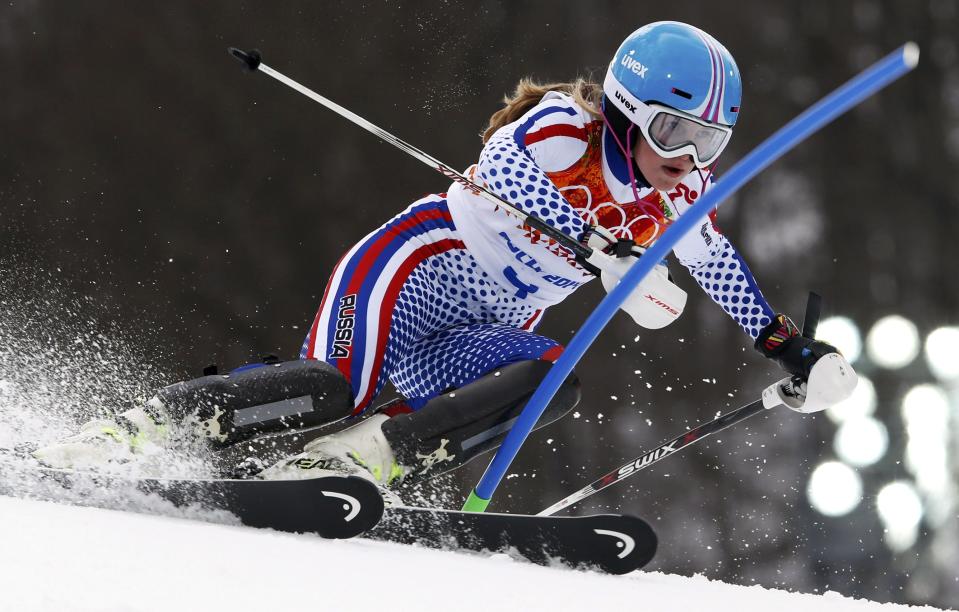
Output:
[{"xmin": 649, "ymin": 168, "xmax": 688, "ymax": 192}]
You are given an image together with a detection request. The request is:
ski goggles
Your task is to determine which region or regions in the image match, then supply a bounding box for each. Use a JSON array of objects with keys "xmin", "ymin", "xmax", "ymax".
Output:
[{"xmin": 638, "ymin": 104, "xmax": 733, "ymax": 169}]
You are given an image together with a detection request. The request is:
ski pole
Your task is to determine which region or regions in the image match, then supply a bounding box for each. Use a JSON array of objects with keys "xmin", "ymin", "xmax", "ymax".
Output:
[
  {"xmin": 464, "ymin": 43, "xmax": 919, "ymax": 512},
  {"xmin": 538, "ymin": 396, "xmax": 769, "ymax": 516},
  {"xmin": 539, "ymin": 293, "xmax": 822, "ymax": 516},
  {"xmin": 227, "ymin": 47, "xmax": 593, "ymax": 263}
]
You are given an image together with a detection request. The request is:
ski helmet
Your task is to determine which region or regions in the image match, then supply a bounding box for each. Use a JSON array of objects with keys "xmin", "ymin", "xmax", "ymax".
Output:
[{"xmin": 603, "ymin": 21, "xmax": 742, "ymax": 168}]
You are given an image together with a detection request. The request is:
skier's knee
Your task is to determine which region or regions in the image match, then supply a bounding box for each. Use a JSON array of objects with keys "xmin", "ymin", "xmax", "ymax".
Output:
[
  {"xmin": 381, "ymin": 359, "xmax": 580, "ymax": 481},
  {"xmin": 156, "ymin": 358, "xmax": 353, "ymax": 447}
]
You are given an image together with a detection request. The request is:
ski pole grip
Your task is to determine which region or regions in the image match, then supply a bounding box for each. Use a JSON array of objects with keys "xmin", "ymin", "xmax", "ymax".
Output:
[
  {"xmin": 229, "ymin": 47, "xmax": 262, "ymax": 71},
  {"xmin": 802, "ymin": 292, "xmax": 822, "ymax": 339}
]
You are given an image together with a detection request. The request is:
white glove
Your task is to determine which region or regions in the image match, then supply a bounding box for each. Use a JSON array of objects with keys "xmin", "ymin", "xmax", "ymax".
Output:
[{"xmin": 584, "ymin": 227, "xmax": 687, "ymax": 329}]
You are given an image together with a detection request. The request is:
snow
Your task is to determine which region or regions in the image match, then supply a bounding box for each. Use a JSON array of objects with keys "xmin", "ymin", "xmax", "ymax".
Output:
[{"xmin": 0, "ymin": 495, "xmax": 948, "ymax": 612}]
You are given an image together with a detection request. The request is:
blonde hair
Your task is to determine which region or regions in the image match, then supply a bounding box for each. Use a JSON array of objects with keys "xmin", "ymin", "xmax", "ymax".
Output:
[{"xmin": 482, "ymin": 77, "xmax": 603, "ymax": 143}]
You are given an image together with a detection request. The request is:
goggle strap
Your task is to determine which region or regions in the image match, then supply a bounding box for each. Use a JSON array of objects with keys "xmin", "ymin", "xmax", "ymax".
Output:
[
  {"xmin": 599, "ymin": 106, "xmax": 631, "ymax": 159},
  {"xmin": 597, "ymin": 113, "xmax": 673, "ymax": 232}
]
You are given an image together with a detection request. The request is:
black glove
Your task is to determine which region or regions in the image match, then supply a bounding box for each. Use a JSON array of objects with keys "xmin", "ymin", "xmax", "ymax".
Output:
[{"xmin": 755, "ymin": 314, "xmax": 839, "ymax": 379}]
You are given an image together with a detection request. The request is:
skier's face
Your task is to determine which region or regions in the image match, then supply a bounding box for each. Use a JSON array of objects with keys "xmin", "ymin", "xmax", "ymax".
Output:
[{"xmin": 633, "ymin": 137, "xmax": 695, "ymax": 192}]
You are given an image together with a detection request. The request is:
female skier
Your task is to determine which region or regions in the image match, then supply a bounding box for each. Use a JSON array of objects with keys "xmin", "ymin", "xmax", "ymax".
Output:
[{"xmin": 36, "ymin": 21, "xmax": 842, "ymax": 491}]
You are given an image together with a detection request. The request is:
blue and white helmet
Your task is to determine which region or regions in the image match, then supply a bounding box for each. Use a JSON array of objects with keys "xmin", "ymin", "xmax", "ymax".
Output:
[{"xmin": 603, "ymin": 21, "xmax": 742, "ymax": 168}]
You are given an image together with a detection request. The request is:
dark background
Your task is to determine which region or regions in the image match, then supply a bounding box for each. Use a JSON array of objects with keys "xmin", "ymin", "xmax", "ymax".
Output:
[{"xmin": 2, "ymin": 1, "xmax": 957, "ymax": 607}]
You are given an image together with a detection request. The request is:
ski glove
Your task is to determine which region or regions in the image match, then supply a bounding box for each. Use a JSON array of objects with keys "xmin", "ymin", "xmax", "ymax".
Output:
[
  {"xmin": 582, "ymin": 226, "xmax": 687, "ymax": 330},
  {"xmin": 755, "ymin": 314, "xmax": 839, "ymax": 380}
]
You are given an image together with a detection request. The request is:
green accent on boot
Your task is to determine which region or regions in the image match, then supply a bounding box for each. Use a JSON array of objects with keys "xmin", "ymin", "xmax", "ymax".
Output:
[
  {"xmin": 99, "ymin": 421, "xmax": 168, "ymax": 453},
  {"xmin": 346, "ymin": 450, "xmax": 406, "ymax": 486},
  {"xmin": 347, "ymin": 450, "xmax": 369, "ymax": 469},
  {"xmin": 348, "ymin": 450, "xmax": 385, "ymax": 482},
  {"xmin": 99, "ymin": 426, "xmax": 126, "ymax": 444},
  {"xmin": 129, "ymin": 424, "xmax": 169, "ymax": 451},
  {"xmin": 386, "ymin": 462, "xmax": 406, "ymax": 485}
]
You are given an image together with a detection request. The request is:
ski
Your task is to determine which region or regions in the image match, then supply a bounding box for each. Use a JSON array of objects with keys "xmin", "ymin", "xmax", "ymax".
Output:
[
  {"xmin": 2, "ymin": 461, "xmax": 656, "ymax": 573},
  {"xmin": 370, "ymin": 505, "xmax": 657, "ymax": 575},
  {"xmin": 0, "ymin": 464, "xmax": 384, "ymax": 539}
]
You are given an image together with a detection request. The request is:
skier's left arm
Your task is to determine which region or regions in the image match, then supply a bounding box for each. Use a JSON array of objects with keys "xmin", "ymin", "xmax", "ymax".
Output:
[
  {"xmin": 672, "ymin": 204, "xmax": 841, "ymax": 383},
  {"xmin": 672, "ymin": 219, "xmax": 775, "ymax": 340}
]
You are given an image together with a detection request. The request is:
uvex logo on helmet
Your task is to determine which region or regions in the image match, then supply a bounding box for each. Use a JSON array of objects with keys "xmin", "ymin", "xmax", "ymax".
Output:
[
  {"xmin": 614, "ymin": 90, "xmax": 637, "ymax": 113},
  {"xmin": 620, "ymin": 53, "xmax": 649, "ymax": 78}
]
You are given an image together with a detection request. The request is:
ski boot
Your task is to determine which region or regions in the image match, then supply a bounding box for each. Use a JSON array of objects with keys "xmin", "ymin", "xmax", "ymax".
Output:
[
  {"xmin": 257, "ymin": 413, "xmax": 409, "ymax": 505},
  {"xmin": 32, "ymin": 398, "xmax": 170, "ymax": 470}
]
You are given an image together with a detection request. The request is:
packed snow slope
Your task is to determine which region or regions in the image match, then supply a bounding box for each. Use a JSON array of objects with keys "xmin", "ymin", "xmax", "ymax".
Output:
[{"xmin": 0, "ymin": 495, "xmax": 947, "ymax": 612}]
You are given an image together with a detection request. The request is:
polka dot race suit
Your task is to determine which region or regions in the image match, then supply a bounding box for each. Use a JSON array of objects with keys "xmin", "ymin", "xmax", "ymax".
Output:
[{"xmin": 301, "ymin": 91, "xmax": 774, "ymax": 414}]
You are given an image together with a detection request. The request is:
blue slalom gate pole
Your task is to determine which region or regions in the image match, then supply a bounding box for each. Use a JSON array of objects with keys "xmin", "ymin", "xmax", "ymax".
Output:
[{"xmin": 462, "ymin": 43, "xmax": 919, "ymax": 512}]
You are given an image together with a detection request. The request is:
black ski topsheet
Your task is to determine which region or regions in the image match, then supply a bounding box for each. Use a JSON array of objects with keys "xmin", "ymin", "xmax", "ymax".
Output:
[
  {"xmin": 2, "ymin": 460, "xmax": 656, "ymax": 573},
  {"xmin": 371, "ymin": 505, "xmax": 658, "ymax": 575},
  {"xmin": 1, "ymin": 464, "xmax": 384, "ymax": 539},
  {"xmin": 119, "ymin": 473, "xmax": 385, "ymax": 538}
]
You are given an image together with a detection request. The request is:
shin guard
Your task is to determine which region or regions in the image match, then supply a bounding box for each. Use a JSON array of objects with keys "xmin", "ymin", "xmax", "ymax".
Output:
[
  {"xmin": 381, "ymin": 360, "xmax": 580, "ymax": 481},
  {"xmin": 158, "ymin": 359, "xmax": 353, "ymax": 447}
]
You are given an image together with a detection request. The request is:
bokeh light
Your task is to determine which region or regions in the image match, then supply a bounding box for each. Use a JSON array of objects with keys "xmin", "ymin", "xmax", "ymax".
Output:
[
  {"xmin": 924, "ymin": 326, "xmax": 959, "ymax": 381},
  {"xmin": 866, "ymin": 315, "xmax": 919, "ymax": 369},
  {"xmin": 807, "ymin": 461, "xmax": 863, "ymax": 517},
  {"xmin": 817, "ymin": 316, "xmax": 862, "ymax": 363},
  {"xmin": 833, "ymin": 416, "xmax": 888, "ymax": 467},
  {"xmin": 826, "ymin": 376, "xmax": 876, "ymax": 424},
  {"xmin": 876, "ymin": 481, "xmax": 924, "ymax": 552},
  {"xmin": 901, "ymin": 384, "xmax": 950, "ymax": 438},
  {"xmin": 901, "ymin": 384, "xmax": 951, "ymax": 497}
]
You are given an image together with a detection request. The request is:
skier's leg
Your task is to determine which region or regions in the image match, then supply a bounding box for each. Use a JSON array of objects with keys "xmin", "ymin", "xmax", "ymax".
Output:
[
  {"xmin": 298, "ymin": 194, "xmax": 468, "ymax": 415},
  {"xmin": 385, "ymin": 323, "xmax": 578, "ymax": 481},
  {"xmin": 385, "ymin": 358, "xmax": 579, "ymax": 481},
  {"xmin": 272, "ymin": 323, "xmax": 580, "ymax": 485},
  {"xmin": 32, "ymin": 359, "xmax": 354, "ymax": 468},
  {"xmin": 35, "ymin": 195, "xmax": 464, "ymax": 469},
  {"xmin": 171, "ymin": 194, "xmax": 468, "ymax": 445},
  {"xmin": 260, "ymin": 196, "xmax": 497, "ymax": 483},
  {"xmin": 155, "ymin": 358, "xmax": 353, "ymax": 446}
]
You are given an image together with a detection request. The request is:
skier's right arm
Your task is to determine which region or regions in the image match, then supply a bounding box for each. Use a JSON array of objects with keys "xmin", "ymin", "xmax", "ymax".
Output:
[{"xmin": 475, "ymin": 95, "xmax": 591, "ymax": 243}]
